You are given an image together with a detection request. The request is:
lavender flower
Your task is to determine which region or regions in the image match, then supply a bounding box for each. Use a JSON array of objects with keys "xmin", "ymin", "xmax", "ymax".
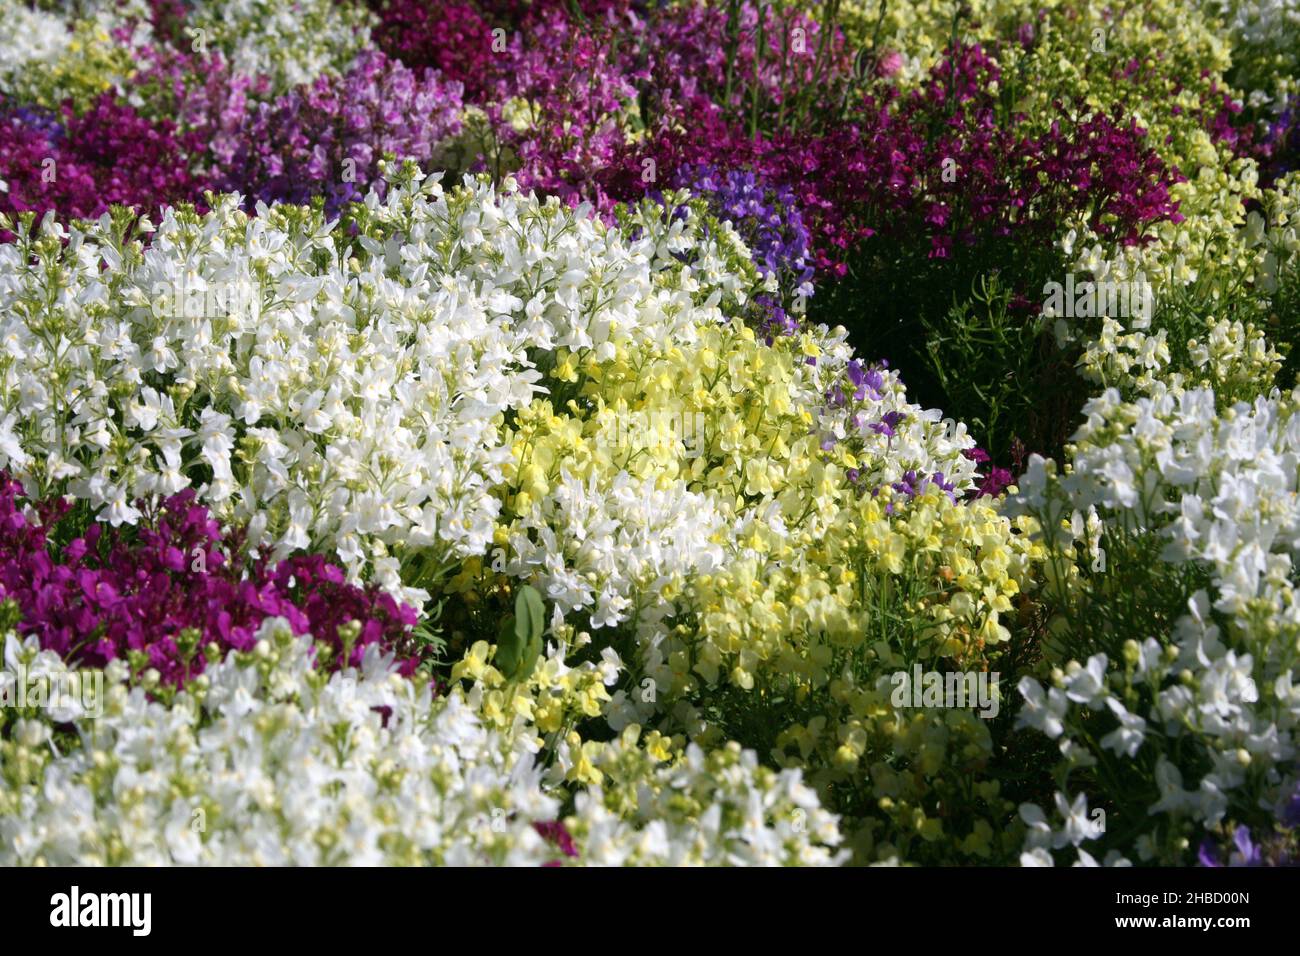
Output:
[
  {"xmin": 217, "ymin": 50, "xmax": 463, "ymax": 215},
  {"xmin": 676, "ymin": 162, "xmax": 814, "ymax": 334}
]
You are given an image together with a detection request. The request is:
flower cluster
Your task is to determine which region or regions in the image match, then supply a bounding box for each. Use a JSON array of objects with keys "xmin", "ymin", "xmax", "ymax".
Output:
[
  {"xmin": 0, "ymin": 2, "xmax": 74, "ymax": 100},
  {"xmin": 0, "ymin": 0, "xmax": 149, "ymax": 113},
  {"xmin": 0, "ymin": 619, "xmax": 561, "ymax": 865},
  {"xmin": 181, "ymin": 0, "xmax": 375, "ymax": 93},
  {"xmin": 1007, "ymin": 385, "xmax": 1300, "ymax": 864},
  {"xmin": 0, "ymin": 617, "xmax": 844, "ymax": 865},
  {"xmin": 0, "ymin": 94, "xmax": 205, "ymax": 227},
  {"xmin": 213, "ymin": 50, "xmax": 463, "ymax": 214},
  {"xmin": 477, "ymin": 2, "xmax": 649, "ymax": 210},
  {"xmin": 0, "ymin": 477, "xmax": 419, "ymax": 685},
  {"xmin": 672, "ymin": 164, "xmax": 815, "ymax": 334},
  {"xmin": 0, "ymin": 0, "xmax": 1296, "ymax": 870},
  {"xmin": 365, "ymin": 0, "xmax": 506, "ymax": 98}
]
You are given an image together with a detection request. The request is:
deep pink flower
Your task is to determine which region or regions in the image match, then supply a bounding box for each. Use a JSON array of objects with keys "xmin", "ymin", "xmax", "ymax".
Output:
[
  {"xmin": 0, "ymin": 93, "xmax": 208, "ymax": 232},
  {"xmin": 0, "ymin": 477, "xmax": 422, "ymax": 686}
]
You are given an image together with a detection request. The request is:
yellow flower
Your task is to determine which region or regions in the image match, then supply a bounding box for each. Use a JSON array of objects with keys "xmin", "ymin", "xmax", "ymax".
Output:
[{"xmin": 450, "ymin": 641, "xmax": 491, "ymax": 683}]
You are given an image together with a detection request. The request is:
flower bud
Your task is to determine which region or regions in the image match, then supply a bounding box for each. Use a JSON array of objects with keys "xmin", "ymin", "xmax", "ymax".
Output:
[{"xmin": 1122, "ymin": 639, "xmax": 1141, "ymax": 666}]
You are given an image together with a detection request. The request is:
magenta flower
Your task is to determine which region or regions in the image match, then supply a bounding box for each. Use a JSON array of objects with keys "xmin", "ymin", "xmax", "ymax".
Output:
[
  {"xmin": 214, "ymin": 50, "xmax": 463, "ymax": 215},
  {"xmin": 0, "ymin": 93, "xmax": 207, "ymax": 232},
  {"xmin": 532, "ymin": 819, "xmax": 579, "ymax": 860},
  {"xmin": 0, "ymin": 477, "xmax": 421, "ymax": 687}
]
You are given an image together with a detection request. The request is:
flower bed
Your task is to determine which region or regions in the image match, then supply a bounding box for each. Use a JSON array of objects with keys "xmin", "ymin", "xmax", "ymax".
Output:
[{"xmin": 0, "ymin": 0, "xmax": 1296, "ymax": 867}]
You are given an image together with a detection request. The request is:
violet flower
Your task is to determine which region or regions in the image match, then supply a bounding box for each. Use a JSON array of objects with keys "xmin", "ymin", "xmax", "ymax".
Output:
[{"xmin": 0, "ymin": 477, "xmax": 421, "ymax": 687}]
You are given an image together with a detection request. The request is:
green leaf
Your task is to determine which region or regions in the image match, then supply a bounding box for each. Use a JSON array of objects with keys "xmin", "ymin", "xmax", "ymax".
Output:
[
  {"xmin": 495, "ymin": 613, "xmax": 523, "ymax": 678},
  {"xmin": 498, "ymin": 585, "xmax": 545, "ymax": 681},
  {"xmin": 518, "ymin": 585, "xmax": 545, "ymax": 640},
  {"xmin": 519, "ymin": 628, "xmax": 543, "ymax": 681}
]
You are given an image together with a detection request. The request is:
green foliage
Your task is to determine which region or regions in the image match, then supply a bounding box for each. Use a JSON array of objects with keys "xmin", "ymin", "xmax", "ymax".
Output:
[
  {"xmin": 495, "ymin": 585, "xmax": 546, "ymax": 681},
  {"xmin": 921, "ymin": 275, "xmax": 1085, "ymax": 463},
  {"xmin": 812, "ymin": 239, "xmax": 1072, "ymax": 460}
]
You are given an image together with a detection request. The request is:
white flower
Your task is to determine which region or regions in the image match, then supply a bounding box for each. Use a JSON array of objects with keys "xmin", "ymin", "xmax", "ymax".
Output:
[
  {"xmin": 1018, "ymin": 803, "xmax": 1052, "ymax": 849},
  {"xmin": 1016, "ymin": 678, "xmax": 1068, "ymax": 738},
  {"xmin": 1100, "ymin": 698, "xmax": 1147, "ymax": 757},
  {"xmin": 1063, "ymin": 654, "xmax": 1109, "ymax": 706},
  {"xmin": 1054, "ymin": 792, "xmax": 1104, "ymax": 847}
]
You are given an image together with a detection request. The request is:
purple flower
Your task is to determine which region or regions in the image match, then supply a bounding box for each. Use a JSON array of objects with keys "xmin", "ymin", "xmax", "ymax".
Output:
[
  {"xmin": 963, "ymin": 447, "xmax": 1015, "ymax": 498},
  {"xmin": 0, "ymin": 476, "xmax": 422, "ymax": 687},
  {"xmin": 215, "ymin": 51, "xmax": 463, "ymax": 216},
  {"xmin": 975, "ymin": 467, "xmax": 1015, "ymax": 498},
  {"xmin": 846, "ymin": 361, "xmax": 887, "ymax": 402},
  {"xmin": 1198, "ymin": 838, "xmax": 1223, "ymax": 868},
  {"xmin": 676, "ymin": 163, "xmax": 815, "ymax": 294},
  {"xmin": 0, "ymin": 93, "xmax": 207, "ymax": 234},
  {"xmin": 869, "ymin": 410, "xmax": 907, "ymax": 438},
  {"xmin": 1282, "ymin": 788, "xmax": 1300, "ymax": 830},
  {"xmin": 1231, "ymin": 825, "xmax": 1262, "ymax": 866},
  {"xmin": 532, "ymin": 819, "xmax": 579, "ymax": 860},
  {"xmin": 892, "ymin": 470, "xmax": 921, "ymax": 498}
]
